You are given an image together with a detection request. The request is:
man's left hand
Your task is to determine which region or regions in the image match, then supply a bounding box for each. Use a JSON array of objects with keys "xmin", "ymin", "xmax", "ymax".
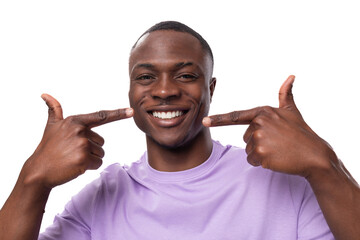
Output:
[{"xmin": 203, "ymin": 75, "xmax": 336, "ymax": 177}]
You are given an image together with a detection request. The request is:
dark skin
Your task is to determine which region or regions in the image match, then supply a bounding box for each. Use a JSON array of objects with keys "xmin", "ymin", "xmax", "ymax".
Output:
[
  {"xmin": 0, "ymin": 94, "xmax": 133, "ymax": 239},
  {"xmin": 203, "ymin": 76, "xmax": 360, "ymax": 239},
  {"xmin": 0, "ymin": 29, "xmax": 359, "ymax": 239},
  {"xmin": 128, "ymin": 30, "xmax": 215, "ymax": 171}
]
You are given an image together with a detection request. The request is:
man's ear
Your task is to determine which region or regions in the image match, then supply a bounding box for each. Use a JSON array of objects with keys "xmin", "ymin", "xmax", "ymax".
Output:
[{"xmin": 209, "ymin": 77, "xmax": 216, "ymax": 103}]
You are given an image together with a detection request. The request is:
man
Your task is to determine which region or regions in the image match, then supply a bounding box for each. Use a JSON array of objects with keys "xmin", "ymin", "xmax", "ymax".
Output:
[{"xmin": 0, "ymin": 21, "xmax": 359, "ymax": 239}]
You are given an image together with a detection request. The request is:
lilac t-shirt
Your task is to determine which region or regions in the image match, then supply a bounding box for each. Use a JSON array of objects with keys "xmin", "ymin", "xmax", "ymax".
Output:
[{"xmin": 39, "ymin": 140, "xmax": 334, "ymax": 239}]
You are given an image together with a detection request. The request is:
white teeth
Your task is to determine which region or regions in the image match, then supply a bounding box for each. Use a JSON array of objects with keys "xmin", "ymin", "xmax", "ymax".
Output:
[{"xmin": 152, "ymin": 111, "xmax": 184, "ymax": 119}]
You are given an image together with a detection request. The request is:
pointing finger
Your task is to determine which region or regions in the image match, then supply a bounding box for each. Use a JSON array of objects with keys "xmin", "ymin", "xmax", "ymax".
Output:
[
  {"xmin": 71, "ymin": 108, "xmax": 134, "ymax": 128},
  {"xmin": 279, "ymin": 75, "xmax": 296, "ymax": 108},
  {"xmin": 203, "ymin": 107, "xmax": 262, "ymax": 127},
  {"xmin": 41, "ymin": 93, "xmax": 64, "ymax": 123}
]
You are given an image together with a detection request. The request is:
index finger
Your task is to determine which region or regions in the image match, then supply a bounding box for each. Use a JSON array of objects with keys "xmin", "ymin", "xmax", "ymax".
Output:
[
  {"xmin": 72, "ymin": 108, "xmax": 134, "ymax": 128},
  {"xmin": 203, "ymin": 107, "xmax": 261, "ymax": 127}
]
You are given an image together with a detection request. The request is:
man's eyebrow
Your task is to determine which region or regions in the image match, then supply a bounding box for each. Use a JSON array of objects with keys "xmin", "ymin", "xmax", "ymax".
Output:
[
  {"xmin": 132, "ymin": 62, "xmax": 195, "ymax": 72},
  {"xmin": 175, "ymin": 62, "xmax": 193, "ymax": 69},
  {"xmin": 134, "ymin": 63, "xmax": 155, "ymax": 70}
]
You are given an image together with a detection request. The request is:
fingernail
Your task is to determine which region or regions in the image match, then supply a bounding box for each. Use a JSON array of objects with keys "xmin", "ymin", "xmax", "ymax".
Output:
[
  {"xmin": 125, "ymin": 108, "xmax": 134, "ymax": 117},
  {"xmin": 202, "ymin": 117, "xmax": 211, "ymax": 127}
]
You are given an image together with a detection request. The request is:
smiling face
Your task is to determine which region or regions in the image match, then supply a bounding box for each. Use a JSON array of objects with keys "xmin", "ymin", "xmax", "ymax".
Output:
[{"xmin": 129, "ymin": 30, "xmax": 215, "ymax": 149}]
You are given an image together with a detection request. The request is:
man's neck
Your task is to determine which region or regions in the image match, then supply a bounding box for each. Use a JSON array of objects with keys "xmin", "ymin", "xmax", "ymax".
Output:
[{"xmin": 146, "ymin": 129, "xmax": 213, "ymax": 172}]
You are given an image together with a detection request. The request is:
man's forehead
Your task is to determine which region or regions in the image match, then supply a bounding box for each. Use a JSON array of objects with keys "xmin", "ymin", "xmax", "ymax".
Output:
[
  {"xmin": 132, "ymin": 30, "xmax": 201, "ymax": 51},
  {"xmin": 129, "ymin": 30, "xmax": 211, "ymax": 71},
  {"xmin": 132, "ymin": 32, "xmax": 150, "ymax": 50}
]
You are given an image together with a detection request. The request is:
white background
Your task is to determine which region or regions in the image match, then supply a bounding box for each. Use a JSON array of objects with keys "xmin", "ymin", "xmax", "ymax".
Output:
[{"xmin": 0, "ymin": 0, "xmax": 359, "ymax": 233}]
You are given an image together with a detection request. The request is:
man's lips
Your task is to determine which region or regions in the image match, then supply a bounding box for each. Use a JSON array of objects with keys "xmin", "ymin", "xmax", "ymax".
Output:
[
  {"xmin": 152, "ymin": 110, "xmax": 185, "ymax": 119},
  {"xmin": 145, "ymin": 106, "xmax": 190, "ymax": 127}
]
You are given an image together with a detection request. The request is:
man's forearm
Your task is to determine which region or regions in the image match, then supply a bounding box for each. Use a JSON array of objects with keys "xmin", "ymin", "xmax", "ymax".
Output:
[
  {"xmin": 0, "ymin": 170, "xmax": 51, "ymax": 240},
  {"xmin": 307, "ymin": 158, "xmax": 360, "ymax": 240}
]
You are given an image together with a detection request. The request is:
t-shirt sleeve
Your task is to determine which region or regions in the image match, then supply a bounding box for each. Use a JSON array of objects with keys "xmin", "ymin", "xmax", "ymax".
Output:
[
  {"xmin": 296, "ymin": 180, "xmax": 335, "ymax": 240},
  {"xmin": 38, "ymin": 178, "xmax": 102, "ymax": 240}
]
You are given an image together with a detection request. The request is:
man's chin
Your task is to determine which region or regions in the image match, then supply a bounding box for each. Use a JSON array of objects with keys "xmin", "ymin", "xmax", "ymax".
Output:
[{"xmin": 146, "ymin": 135, "xmax": 190, "ymax": 150}]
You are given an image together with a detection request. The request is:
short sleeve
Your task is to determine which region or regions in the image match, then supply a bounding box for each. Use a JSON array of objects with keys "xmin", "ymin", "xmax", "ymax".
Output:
[
  {"xmin": 38, "ymin": 178, "xmax": 102, "ymax": 240},
  {"xmin": 297, "ymin": 181, "xmax": 335, "ymax": 240}
]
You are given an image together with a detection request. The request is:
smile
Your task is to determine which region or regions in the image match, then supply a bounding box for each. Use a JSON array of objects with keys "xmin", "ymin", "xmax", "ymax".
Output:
[{"xmin": 152, "ymin": 111, "xmax": 184, "ymax": 119}]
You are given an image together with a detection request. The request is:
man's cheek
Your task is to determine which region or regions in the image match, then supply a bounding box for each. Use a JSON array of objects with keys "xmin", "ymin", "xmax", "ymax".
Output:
[
  {"xmin": 128, "ymin": 88, "xmax": 141, "ymax": 107},
  {"xmin": 132, "ymin": 112, "xmax": 147, "ymax": 133}
]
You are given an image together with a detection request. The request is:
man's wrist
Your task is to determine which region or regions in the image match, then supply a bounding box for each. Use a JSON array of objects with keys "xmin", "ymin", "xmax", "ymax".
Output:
[{"xmin": 304, "ymin": 148, "xmax": 339, "ymax": 187}]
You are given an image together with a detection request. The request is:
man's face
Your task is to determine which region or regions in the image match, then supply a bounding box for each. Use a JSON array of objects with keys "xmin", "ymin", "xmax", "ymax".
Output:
[{"xmin": 128, "ymin": 30, "xmax": 215, "ymax": 148}]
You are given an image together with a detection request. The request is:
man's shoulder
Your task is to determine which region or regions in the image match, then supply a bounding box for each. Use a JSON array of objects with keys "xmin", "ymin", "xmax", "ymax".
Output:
[
  {"xmin": 212, "ymin": 139, "xmax": 246, "ymax": 160},
  {"xmin": 102, "ymin": 162, "xmax": 126, "ymax": 173},
  {"xmin": 213, "ymin": 140, "xmax": 308, "ymax": 191},
  {"xmin": 97, "ymin": 163, "xmax": 135, "ymax": 189},
  {"xmin": 212, "ymin": 139, "xmax": 249, "ymax": 171}
]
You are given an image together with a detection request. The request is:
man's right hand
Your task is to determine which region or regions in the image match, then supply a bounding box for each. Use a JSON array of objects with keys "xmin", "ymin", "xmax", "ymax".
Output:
[{"xmin": 22, "ymin": 94, "xmax": 133, "ymax": 190}]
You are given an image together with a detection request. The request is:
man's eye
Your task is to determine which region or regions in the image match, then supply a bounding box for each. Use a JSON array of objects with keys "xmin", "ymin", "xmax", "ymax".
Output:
[
  {"xmin": 177, "ymin": 74, "xmax": 198, "ymax": 82},
  {"xmin": 134, "ymin": 75, "xmax": 155, "ymax": 85},
  {"xmin": 180, "ymin": 75, "xmax": 195, "ymax": 78},
  {"xmin": 136, "ymin": 75, "xmax": 153, "ymax": 80}
]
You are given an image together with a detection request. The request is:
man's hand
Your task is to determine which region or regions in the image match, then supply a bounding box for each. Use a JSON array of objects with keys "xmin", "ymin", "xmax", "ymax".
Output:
[
  {"xmin": 22, "ymin": 94, "xmax": 134, "ymax": 189},
  {"xmin": 203, "ymin": 75, "xmax": 335, "ymax": 177},
  {"xmin": 0, "ymin": 94, "xmax": 134, "ymax": 240}
]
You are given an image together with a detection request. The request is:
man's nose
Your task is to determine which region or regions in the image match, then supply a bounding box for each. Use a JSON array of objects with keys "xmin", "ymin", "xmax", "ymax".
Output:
[{"xmin": 150, "ymin": 75, "xmax": 181, "ymax": 100}]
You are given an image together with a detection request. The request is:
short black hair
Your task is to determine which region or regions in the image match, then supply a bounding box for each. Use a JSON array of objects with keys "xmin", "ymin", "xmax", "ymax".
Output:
[{"xmin": 132, "ymin": 21, "xmax": 214, "ymax": 68}]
